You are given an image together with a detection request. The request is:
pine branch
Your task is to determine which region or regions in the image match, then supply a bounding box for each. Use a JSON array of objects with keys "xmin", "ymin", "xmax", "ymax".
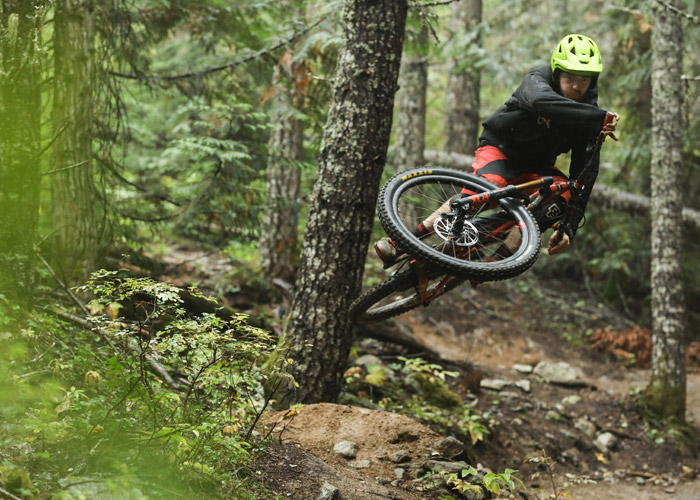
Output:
[
  {"xmin": 110, "ymin": 16, "xmax": 327, "ymax": 82},
  {"xmin": 410, "ymin": 0, "xmax": 458, "ymax": 7},
  {"xmin": 655, "ymin": 0, "xmax": 700, "ymax": 24},
  {"xmin": 604, "ymin": 4, "xmax": 645, "ymax": 16}
]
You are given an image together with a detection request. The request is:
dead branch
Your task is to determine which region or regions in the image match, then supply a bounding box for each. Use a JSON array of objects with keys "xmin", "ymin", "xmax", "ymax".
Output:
[
  {"xmin": 0, "ymin": 486, "xmax": 23, "ymax": 500},
  {"xmin": 110, "ymin": 16, "xmax": 327, "ymax": 82}
]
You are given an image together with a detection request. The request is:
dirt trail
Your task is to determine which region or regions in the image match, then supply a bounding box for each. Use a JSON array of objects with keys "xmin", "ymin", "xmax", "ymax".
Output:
[
  {"xmin": 258, "ymin": 278, "xmax": 700, "ymax": 500},
  {"xmin": 163, "ymin": 246, "xmax": 700, "ymax": 499}
]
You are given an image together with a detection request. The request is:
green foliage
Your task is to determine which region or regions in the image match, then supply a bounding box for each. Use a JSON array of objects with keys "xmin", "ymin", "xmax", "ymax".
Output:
[
  {"xmin": 397, "ymin": 356, "xmax": 459, "ymax": 378},
  {"xmin": 436, "ymin": 466, "xmax": 524, "ymax": 499},
  {"xmin": 342, "ymin": 356, "xmax": 492, "ymax": 447},
  {"xmin": 0, "ymin": 273, "xmax": 287, "ymax": 499},
  {"xmin": 482, "ymin": 468, "xmax": 525, "ymax": 494},
  {"xmin": 117, "ymin": 88, "xmax": 269, "ymax": 244},
  {"xmin": 92, "ymin": 0, "xmax": 339, "ymax": 252}
]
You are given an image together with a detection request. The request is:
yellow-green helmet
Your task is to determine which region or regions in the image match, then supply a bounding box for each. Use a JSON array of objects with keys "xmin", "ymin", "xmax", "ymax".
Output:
[{"xmin": 551, "ymin": 34, "xmax": 603, "ymax": 76}]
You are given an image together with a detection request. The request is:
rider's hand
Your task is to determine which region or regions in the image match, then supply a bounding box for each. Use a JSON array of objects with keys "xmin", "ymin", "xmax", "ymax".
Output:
[
  {"xmin": 548, "ymin": 230, "xmax": 570, "ymax": 255},
  {"xmin": 602, "ymin": 112, "xmax": 620, "ymax": 142}
]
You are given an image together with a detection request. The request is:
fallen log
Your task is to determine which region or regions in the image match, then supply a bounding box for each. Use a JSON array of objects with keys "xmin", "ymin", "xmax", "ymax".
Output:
[
  {"xmin": 421, "ymin": 149, "xmax": 700, "ymax": 231},
  {"xmin": 55, "ymin": 310, "xmax": 186, "ymax": 390},
  {"xmin": 590, "ymin": 184, "xmax": 700, "ymax": 231},
  {"xmin": 422, "ymin": 149, "xmax": 474, "ymax": 169},
  {"xmin": 354, "ymin": 320, "xmax": 473, "ymax": 371}
]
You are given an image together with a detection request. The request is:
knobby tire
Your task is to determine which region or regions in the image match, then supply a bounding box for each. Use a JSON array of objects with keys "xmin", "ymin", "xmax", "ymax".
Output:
[
  {"xmin": 378, "ymin": 167, "xmax": 541, "ymax": 280},
  {"xmin": 349, "ymin": 267, "xmax": 463, "ymax": 322}
]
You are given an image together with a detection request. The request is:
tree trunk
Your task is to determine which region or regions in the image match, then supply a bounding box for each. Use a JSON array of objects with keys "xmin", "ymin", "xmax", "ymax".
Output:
[
  {"xmin": 51, "ymin": 0, "xmax": 98, "ymax": 284},
  {"xmin": 645, "ymin": 0, "xmax": 686, "ymax": 421},
  {"xmin": 392, "ymin": 29, "xmax": 427, "ymax": 170},
  {"xmin": 282, "ymin": 0, "xmax": 407, "ymax": 404},
  {"xmin": 0, "ymin": 1, "xmax": 45, "ymax": 307},
  {"xmin": 444, "ymin": 0, "xmax": 482, "ymax": 155},
  {"xmin": 259, "ymin": 63, "xmax": 304, "ymax": 283}
]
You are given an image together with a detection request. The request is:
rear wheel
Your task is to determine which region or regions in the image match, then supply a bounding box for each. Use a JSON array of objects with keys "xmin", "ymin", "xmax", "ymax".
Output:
[
  {"xmin": 378, "ymin": 167, "xmax": 541, "ymax": 280},
  {"xmin": 349, "ymin": 267, "xmax": 463, "ymax": 322}
]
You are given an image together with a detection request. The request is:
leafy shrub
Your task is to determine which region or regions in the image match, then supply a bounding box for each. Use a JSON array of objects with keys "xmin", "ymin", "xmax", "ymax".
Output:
[{"xmin": 0, "ymin": 272, "xmax": 287, "ymax": 499}]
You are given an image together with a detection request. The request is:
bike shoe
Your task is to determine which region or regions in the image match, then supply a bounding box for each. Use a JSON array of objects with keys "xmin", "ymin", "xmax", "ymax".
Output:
[{"xmin": 374, "ymin": 237, "xmax": 401, "ymax": 267}]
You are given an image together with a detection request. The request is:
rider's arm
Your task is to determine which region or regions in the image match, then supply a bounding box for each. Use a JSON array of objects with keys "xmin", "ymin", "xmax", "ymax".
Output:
[
  {"xmin": 563, "ymin": 139, "xmax": 601, "ymax": 238},
  {"xmin": 515, "ymin": 70, "xmax": 607, "ymax": 133}
]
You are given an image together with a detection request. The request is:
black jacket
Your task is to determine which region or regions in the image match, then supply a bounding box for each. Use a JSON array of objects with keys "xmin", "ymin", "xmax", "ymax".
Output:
[{"xmin": 479, "ymin": 65, "xmax": 608, "ymax": 235}]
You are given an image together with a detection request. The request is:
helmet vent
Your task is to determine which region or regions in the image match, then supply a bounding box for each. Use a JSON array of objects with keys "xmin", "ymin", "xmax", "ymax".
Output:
[{"xmin": 551, "ymin": 33, "xmax": 603, "ymax": 75}]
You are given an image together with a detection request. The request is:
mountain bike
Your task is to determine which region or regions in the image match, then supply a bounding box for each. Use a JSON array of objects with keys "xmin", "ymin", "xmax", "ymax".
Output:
[{"xmin": 350, "ymin": 119, "xmax": 616, "ymax": 323}]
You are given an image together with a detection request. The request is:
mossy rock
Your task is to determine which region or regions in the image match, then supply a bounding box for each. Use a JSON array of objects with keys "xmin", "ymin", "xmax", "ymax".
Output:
[
  {"xmin": 406, "ymin": 372, "xmax": 462, "ymax": 409},
  {"xmin": 0, "ymin": 464, "xmax": 35, "ymax": 499}
]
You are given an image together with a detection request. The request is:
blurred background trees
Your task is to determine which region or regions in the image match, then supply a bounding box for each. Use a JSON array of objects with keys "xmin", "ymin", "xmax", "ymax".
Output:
[
  {"xmin": 0, "ymin": 0, "xmax": 693, "ymax": 325},
  {"xmin": 0, "ymin": 0, "xmax": 697, "ymax": 444}
]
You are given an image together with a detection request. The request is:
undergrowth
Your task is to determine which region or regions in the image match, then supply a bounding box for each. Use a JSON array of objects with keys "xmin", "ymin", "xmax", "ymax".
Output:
[
  {"xmin": 0, "ymin": 271, "xmax": 290, "ymax": 499},
  {"xmin": 342, "ymin": 355, "xmax": 493, "ymax": 445}
]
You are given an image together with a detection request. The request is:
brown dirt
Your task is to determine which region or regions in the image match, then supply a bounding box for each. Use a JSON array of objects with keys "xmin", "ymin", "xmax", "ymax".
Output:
[
  {"xmin": 161, "ymin": 246, "xmax": 700, "ymax": 499},
  {"xmin": 258, "ymin": 404, "xmax": 446, "ymax": 500},
  {"xmin": 254, "ymin": 276, "xmax": 700, "ymax": 500}
]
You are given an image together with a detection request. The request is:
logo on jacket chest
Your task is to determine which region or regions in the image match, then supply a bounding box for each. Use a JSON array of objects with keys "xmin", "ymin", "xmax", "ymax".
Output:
[{"xmin": 537, "ymin": 115, "xmax": 551, "ymax": 129}]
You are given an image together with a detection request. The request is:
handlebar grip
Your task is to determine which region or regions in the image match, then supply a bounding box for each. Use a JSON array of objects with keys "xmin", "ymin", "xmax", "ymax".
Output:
[
  {"xmin": 598, "ymin": 111, "xmax": 619, "ymax": 142},
  {"xmin": 552, "ymin": 223, "xmax": 564, "ymax": 245},
  {"xmin": 603, "ymin": 111, "xmax": 618, "ymax": 128}
]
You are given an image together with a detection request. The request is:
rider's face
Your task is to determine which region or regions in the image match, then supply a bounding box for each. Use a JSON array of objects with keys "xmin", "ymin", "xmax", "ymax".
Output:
[{"xmin": 559, "ymin": 72, "xmax": 592, "ymax": 102}]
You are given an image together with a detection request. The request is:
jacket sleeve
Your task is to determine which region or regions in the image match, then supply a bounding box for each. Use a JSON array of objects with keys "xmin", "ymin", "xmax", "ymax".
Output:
[
  {"xmin": 564, "ymin": 139, "xmax": 600, "ymax": 237},
  {"xmin": 515, "ymin": 71, "xmax": 607, "ymax": 136}
]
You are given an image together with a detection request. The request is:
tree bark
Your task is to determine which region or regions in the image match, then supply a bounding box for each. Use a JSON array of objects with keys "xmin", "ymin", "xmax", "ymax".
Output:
[
  {"xmin": 392, "ymin": 29, "xmax": 427, "ymax": 170},
  {"xmin": 259, "ymin": 62, "xmax": 304, "ymax": 283},
  {"xmin": 0, "ymin": 0, "xmax": 45, "ymax": 306},
  {"xmin": 646, "ymin": 0, "xmax": 686, "ymax": 421},
  {"xmin": 51, "ymin": 0, "xmax": 98, "ymax": 284},
  {"xmin": 444, "ymin": 0, "xmax": 482, "ymax": 155},
  {"xmin": 282, "ymin": 0, "xmax": 408, "ymax": 404}
]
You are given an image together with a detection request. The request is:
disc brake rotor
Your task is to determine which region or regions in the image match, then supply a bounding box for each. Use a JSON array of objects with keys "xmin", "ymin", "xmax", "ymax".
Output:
[{"xmin": 434, "ymin": 214, "xmax": 479, "ymax": 246}]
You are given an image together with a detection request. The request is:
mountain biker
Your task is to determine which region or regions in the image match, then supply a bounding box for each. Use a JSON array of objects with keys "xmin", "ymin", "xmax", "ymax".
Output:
[{"xmin": 375, "ymin": 33, "xmax": 619, "ymax": 265}]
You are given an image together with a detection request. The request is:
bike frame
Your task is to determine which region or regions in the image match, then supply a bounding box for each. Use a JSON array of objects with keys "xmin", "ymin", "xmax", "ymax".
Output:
[{"xmin": 411, "ymin": 137, "xmax": 606, "ymax": 306}]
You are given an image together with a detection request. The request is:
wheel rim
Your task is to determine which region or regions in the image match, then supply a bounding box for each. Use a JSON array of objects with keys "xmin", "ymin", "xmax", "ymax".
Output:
[
  {"xmin": 391, "ymin": 175, "xmax": 533, "ymax": 268},
  {"xmin": 362, "ymin": 273, "xmax": 460, "ymax": 320}
]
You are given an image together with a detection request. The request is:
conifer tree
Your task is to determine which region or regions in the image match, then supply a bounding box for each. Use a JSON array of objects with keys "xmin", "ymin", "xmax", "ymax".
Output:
[
  {"xmin": 283, "ymin": 0, "xmax": 408, "ymax": 403},
  {"xmin": 646, "ymin": 0, "xmax": 687, "ymax": 421},
  {"xmin": 0, "ymin": 1, "xmax": 46, "ymax": 306},
  {"xmin": 51, "ymin": 0, "xmax": 99, "ymax": 283}
]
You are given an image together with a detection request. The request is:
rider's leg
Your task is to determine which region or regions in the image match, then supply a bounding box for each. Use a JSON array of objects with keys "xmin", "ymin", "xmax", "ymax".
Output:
[
  {"xmin": 375, "ymin": 148, "xmax": 509, "ymax": 265},
  {"xmin": 415, "ymin": 146, "xmax": 513, "ymax": 237},
  {"xmin": 473, "ymin": 158, "xmax": 569, "ymax": 256}
]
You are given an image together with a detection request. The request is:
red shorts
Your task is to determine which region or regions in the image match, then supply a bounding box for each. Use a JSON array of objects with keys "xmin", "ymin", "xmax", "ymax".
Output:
[{"xmin": 464, "ymin": 146, "xmax": 571, "ymax": 202}]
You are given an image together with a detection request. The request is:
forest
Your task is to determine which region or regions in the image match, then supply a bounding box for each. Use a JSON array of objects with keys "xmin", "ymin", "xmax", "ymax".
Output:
[{"xmin": 0, "ymin": 0, "xmax": 699, "ymax": 499}]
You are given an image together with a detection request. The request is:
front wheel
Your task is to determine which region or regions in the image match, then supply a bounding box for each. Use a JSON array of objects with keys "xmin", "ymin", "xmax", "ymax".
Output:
[{"xmin": 378, "ymin": 167, "xmax": 541, "ymax": 280}]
